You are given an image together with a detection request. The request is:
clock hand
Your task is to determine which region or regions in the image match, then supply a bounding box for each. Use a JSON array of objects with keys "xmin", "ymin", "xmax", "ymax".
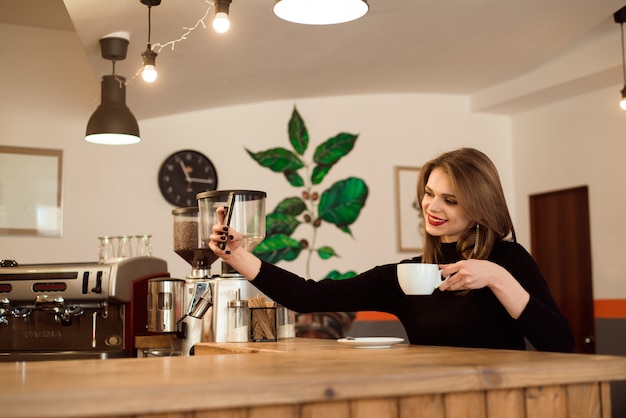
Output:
[
  {"xmin": 179, "ymin": 160, "xmax": 191, "ymax": 182},
  {"xmin": 188, "ymin": 177, "xmax": 216, "ymax": 185}
]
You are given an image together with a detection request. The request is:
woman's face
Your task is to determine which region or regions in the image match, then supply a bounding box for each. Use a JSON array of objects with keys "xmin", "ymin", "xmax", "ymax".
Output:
[{"xmin": 421, "ymin": 168, "xmax": 473, "ymax": 243}]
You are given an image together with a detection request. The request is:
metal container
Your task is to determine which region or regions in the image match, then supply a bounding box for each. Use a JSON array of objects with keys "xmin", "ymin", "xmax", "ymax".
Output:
[{"xmin": 147, "ymin": 278, "xmax": 185, "ymax": 333}]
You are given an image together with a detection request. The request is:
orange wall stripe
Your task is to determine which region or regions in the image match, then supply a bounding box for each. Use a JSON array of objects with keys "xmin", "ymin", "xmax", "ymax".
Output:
[
  {"xmin": 594, "ymin": 299, "xmax": 626, "ymax": 319},
  {"xmin": 356, "ymin": 301, "xmax": 626, "ymax": 322},
  {"xmin": 355, "ymin": 311, "xmax": 399, "ymax": 322}
]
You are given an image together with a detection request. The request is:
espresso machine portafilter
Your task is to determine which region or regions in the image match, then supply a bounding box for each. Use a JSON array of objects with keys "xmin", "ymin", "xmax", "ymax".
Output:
[{"xmin": 195, "ymin": 190, "xmax": 268, "ymax": 343}]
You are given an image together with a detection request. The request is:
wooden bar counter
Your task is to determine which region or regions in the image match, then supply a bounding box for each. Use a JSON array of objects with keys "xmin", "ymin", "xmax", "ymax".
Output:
[{"xmin": 3, "ymin": 338, "xmax": 626, "ymax": 418}]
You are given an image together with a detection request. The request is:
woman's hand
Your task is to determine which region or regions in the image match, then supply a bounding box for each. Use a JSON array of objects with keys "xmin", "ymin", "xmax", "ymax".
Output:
[
  {"xmin": 208, "ymin": 205, "xmax": 242, "ymax": 257},
  {"xmin": 207, "ymin": 206, "xmax": 263, "ymax": 280},
  {"xmin": 439, "ymin": 259, "xmax": 530, "ymax": 319}
]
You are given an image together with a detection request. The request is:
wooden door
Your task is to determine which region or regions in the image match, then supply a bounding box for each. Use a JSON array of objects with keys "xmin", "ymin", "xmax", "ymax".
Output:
[{"xmin": 529, "ymin": 186, "xmax": 595, "ymax": 354}]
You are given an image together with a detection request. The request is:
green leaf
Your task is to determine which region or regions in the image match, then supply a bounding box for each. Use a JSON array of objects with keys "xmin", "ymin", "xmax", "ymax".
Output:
[
  {"xmin": 266, "ymin": 212, "xmax": 300, "ymax": 236},
  {"xmin": 318, "ymin": 177, "xmax": 369, "ymax": 230},
  {"xmin": 274, "ymin": 197, "xmax": 307, "ymax": 215},
  {"xmin": 288, "ymin": 107, "xmax": 309, "ymax": 156},
  {"xmin": 311, "ymin": 164, "xmax": 331, "ymax": 185},
  {"xmin": 323, "ymin": 270, "xmax": 358, "ymax": 280},
  {"xmin": 339, "ymin": 225, "xmax": 352, "ymax": 235},
  {"xmin": 317, "ymin": 246, "xmax": 337, "ymax": 260},
  {"xmin": 284, "ymin": 170, "xmax": 304, "ymax": 187},
  {"xmin": 246, "ymin": 147, "xmax": 304, "ymax": 173},
  {"xmin": 313, "ymin": 133, "xmax": 358, "ymax": 166},
  {"xmin": 253, "ymin": 234, "xmax": 302, "ymax": 264}
]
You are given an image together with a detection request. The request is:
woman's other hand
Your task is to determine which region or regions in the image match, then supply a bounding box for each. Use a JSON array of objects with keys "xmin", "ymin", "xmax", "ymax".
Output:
[{"xmin": 439, "ymin": 259, "xmax": 530, "ymax": 319}]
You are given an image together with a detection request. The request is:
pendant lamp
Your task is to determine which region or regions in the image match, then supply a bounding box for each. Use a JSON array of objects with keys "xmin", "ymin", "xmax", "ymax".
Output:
[
  {"xmin": 273, "ymin": 0, "xmax": 368, "ymax": 25},
  {"xmin": 85, "ymin": 33, "xmax": 141, "ymax": 145}
]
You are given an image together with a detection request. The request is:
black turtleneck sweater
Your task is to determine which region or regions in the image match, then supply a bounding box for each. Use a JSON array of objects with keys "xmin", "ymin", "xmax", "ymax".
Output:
[{"xmin": 251, "ymin": 241, "xmax": 574, "ymax": 353}]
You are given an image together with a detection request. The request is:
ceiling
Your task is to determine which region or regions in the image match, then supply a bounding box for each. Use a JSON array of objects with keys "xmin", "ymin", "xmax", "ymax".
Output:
[{"xmin": 1, "ymin": 0, "xmax": 624, "ymax": 120}]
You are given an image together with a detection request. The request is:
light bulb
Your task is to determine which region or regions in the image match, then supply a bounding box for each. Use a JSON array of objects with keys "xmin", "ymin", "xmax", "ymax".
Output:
[
  {"xmin": 620, "ymin": 98, "xmax": 626, "ymax": 110},
  {"xmin": 213, "ymin": 12, "xmax": 230, "ymax": 33},
  {"xmin": 141, "ymin": 47, "xmax": 158, "ymax": 83},
  {"xmin": 142, "ymin": 65, "xmax": 158, "ymax": 83}
]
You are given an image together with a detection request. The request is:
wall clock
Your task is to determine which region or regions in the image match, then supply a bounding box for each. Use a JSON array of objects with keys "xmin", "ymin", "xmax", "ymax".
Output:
[{"xmin": 158, "ymin": 149, "xmax": 218, "ymax": 207}]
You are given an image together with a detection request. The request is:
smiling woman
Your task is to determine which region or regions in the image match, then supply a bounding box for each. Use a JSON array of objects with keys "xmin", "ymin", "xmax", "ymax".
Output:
[{"xmin": 207, "ymin": 147, "xmax": 574, "ymax": 353}]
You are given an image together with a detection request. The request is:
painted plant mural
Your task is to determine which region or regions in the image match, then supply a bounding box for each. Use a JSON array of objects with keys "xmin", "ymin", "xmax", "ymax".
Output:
[{"xmin": 246, "ymin": 106, "xmax": 369, "ymax": 281}]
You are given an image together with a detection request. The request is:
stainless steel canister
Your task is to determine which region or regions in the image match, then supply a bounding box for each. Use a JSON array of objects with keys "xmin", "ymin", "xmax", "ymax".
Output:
[{"xmin": 147, "ymin": 278, "xmax": 185, "ymax": 333}]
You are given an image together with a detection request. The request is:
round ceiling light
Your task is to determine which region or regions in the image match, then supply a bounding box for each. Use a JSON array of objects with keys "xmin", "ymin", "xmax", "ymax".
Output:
[{"xmin": 273, "ymin": 0, "xmax": 369, "ymax": 25}]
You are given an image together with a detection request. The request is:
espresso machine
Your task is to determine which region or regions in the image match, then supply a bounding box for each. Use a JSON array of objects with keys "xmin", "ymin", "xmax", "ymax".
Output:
[
  {"xmin": 192, "ymin": 190, "xmax": 268, "ymax": 343},
  {"xmin": 0, "ymin": 257, "xmax": 168, "ymax": 361}
]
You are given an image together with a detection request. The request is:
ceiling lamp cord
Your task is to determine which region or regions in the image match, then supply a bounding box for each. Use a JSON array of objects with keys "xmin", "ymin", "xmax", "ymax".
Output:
[
  {"xmin": 141, "ymin": 0, "xmax": 160, "ymax": 83},
  {"xmin": 614, "ymin": 6, "xmax": 626, "ymax": 110},
  {"xmin": 619, "ymin": 22, "xmax": 626, "ymax": 110}
]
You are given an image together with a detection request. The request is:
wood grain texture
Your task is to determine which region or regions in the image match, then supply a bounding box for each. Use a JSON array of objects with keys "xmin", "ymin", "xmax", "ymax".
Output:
[
  {"xmin": 486, "ymin": 389, "xmax": 525, "ymax": 418},
  {"xmin": 600, "ymin": 382, "xmax": 612, "ymax": 418},
  {"xmin": 444, "ymin": 392, "xmax": 486, "ymax": 418},
  {"xmin": 350, "ymin": 398, "xmax": 398, "ymax": 418},
  {"xmin": 2, "ymin": 339, "xmax": 626, "ymax": 418},
  {"xmin": 525, "ymin": 385, "xmax": 567, "ymax": 418},
  {"xmin": 248, "ymin": 405, "xmax": 299, "ymax": 418},
  {"xmin": 566, "ymin": 383, "xmax": 601, "ymax": 418}
]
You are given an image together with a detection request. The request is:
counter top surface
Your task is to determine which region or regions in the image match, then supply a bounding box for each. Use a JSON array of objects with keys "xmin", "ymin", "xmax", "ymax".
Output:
[{"xmin": 3, "ymin": 338, "xmax": 626, "ymax": 417}]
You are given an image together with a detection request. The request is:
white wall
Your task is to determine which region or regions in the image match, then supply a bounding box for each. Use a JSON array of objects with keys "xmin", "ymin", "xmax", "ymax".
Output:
[
  {"xmin": 0, "ymin": 24, "xmax": 512, "ymax": 282},
  {"xmin": 5, "ymin": 22, "xmax": 622, "ymax": 301},
  {"xmin": 511, "ymin": 86, "xmax": 626, "ymax": 299},
  {"xmin": 143, "ymin": 96, "xmax": 512, "ymax": 279}
]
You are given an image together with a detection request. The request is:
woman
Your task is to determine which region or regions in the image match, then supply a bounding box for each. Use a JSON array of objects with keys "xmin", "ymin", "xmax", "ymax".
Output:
[{"xmin": 209, "ymin": 148, "xmax": 574, "ymax": 352}]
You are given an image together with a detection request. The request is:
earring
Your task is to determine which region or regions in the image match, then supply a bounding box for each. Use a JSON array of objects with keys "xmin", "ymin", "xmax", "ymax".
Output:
[{"xmin": 473, "ymin": 223, "xmax": 480, "ymax": 255}]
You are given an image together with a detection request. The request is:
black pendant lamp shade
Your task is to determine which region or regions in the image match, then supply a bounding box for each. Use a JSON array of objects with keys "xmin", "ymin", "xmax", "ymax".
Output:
[
  {"xmin": 85, "ymin": 33, "xmax": 141, "ymax": 145},
  {"xmin": 85, "ymin": 75, "xmax": 140, "ymax": 145}
]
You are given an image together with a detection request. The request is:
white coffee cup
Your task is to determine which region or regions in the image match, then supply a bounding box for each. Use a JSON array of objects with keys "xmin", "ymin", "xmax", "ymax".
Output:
[{"xmin": 397, "ymin": 263, "xmax": 443, "ymax": 295}]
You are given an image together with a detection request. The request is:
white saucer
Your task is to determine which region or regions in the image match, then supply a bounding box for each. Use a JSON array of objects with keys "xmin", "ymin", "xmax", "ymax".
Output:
[{"xmin": 337, "ymin": 337, "xmax": 404, "ymax": 349}]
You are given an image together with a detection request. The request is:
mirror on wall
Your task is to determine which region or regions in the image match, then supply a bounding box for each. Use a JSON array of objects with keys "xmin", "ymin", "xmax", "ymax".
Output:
[{"xmin": 0, "ymin": 146, "xmax": 63, "ymax": 237}]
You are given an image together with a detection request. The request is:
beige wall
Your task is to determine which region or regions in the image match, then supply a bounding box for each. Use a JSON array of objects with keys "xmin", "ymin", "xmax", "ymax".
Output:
[
  {"xmin": 2, "ymin": 21, "xmax": 621, "ymax": 300},
  {"xmin": 0, "ymin": 23, "xmax": 511, "ymax": 282},
  {"xmin": 511, "ymin": 85, "xmax": 626, "ymax": 299}
]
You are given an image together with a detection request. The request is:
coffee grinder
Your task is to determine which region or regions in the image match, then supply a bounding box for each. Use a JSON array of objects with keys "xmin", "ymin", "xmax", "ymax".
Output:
[
  {"xmin": 172, "ymin": 206, "xmax": 217, "ymax": 354},
  {"xmin": 196, "ymin": 190, "xmax": 268, "ymax": 342}
]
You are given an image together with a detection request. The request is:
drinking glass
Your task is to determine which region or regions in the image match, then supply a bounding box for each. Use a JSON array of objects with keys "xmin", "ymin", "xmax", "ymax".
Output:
[
  {"xmin": 136, "ymin": 234, "xmax": 153, "ymax": 257},
  {"xmin": 98, "ymin": 236, "xmax": 115, "ymax": 264},
  {"xmin": 117, "ymin": 235, "xmax": 133, "ymax": 258}
]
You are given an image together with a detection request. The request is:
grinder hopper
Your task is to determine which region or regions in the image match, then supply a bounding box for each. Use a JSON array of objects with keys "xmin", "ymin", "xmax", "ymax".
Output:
[
  {"xmin": 172, "ymin": 206, "xmax": 218, "ymax": 279},
  {"xmin": 195, "ymin": 190, "xmax": 267, "ymax": 343},
  {"xmin": 197, "ymin": 190, "xmax": 267, "ymax": 275}
]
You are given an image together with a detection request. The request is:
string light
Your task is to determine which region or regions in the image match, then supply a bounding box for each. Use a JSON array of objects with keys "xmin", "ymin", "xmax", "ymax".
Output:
[
  {"xmin": 140, "ymin": 0, "xmax": 160, "ymax": 83},
  {"xmin": 213, "ymin": 0, "xmax": 233, "ymax": 33}
]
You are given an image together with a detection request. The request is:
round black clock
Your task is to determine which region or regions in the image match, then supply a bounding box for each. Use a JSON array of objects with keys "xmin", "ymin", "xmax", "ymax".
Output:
[{"xmin": 158, "ymin": 149, "xmax": 218, "ymax": 207}]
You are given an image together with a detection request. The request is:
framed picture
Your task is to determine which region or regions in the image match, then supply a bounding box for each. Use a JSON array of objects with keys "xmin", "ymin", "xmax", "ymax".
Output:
[
  {"xmin": 394, "ymin": 166, "xmax": 424, "ymax": 253},
  {"xmin": 0, "ymin": 146, "xmax": 63, "ymax": 237}
]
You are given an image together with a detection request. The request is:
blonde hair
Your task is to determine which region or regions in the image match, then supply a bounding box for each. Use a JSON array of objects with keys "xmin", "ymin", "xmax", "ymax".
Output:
[{"xmin": 416, "ymin": 148, "xmax": 516, "ymax": 263}]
